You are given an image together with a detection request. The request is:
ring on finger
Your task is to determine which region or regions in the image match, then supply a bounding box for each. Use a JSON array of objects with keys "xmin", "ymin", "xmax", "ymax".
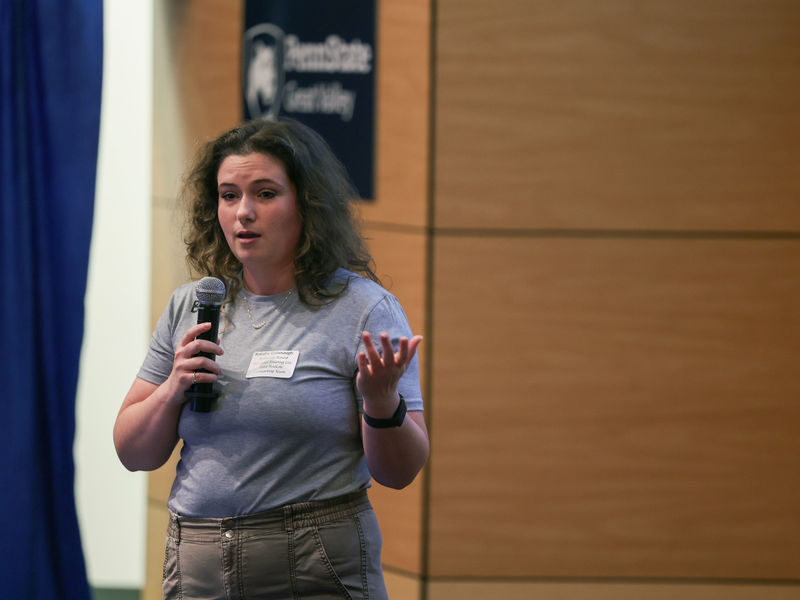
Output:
[{"xmin": 192, "ymin": 370, "xmax": 197, "ymax": 385}]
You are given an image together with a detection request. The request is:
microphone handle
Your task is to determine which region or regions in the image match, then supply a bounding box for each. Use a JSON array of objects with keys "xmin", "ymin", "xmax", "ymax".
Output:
[{"xmin": 185, "ymin": 303, "xmax": 221, "ymax": 412}]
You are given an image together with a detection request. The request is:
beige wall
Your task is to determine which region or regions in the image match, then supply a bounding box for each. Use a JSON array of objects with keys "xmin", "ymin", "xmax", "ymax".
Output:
[{"xmin": 145, "ymin": 1, "xmax": 800, "ymax": 598}]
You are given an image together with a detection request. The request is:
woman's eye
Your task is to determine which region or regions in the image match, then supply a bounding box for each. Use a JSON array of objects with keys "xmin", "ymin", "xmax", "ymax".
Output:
[
  {"xmin": 259, "ymin": 189, "xmax": 277, "ymax": 199},
  {"xmin": 220, "ymin": 192, "xmax": 237, "ymax": 201}
]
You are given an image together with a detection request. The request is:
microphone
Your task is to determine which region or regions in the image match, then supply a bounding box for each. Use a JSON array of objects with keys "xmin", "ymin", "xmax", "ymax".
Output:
[{"xmin": 184, "ymin": 276, "xmax": 226, "ymax": 412}]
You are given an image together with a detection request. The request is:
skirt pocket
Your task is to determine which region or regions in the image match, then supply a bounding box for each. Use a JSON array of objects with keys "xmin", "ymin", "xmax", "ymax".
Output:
[{"xmin": 292, "ymin": 515, "xmax": 368, "ymax": 600}]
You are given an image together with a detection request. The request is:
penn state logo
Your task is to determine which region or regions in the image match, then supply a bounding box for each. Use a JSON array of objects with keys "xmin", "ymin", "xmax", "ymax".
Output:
[{"xmin": 243, "ymin": 24, "xmax": 285, "ymax": 120}]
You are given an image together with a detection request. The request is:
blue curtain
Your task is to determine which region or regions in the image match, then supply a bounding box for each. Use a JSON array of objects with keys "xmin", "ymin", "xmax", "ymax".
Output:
[{"xmin": 0, "ymin": 0, "xmax": 102, "ymax": 597}]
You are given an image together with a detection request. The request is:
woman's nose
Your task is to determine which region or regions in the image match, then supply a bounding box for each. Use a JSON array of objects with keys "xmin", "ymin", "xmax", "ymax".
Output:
[{"xmin": 237, "ymin": 194, "xmax": 255, "ymax": 221}]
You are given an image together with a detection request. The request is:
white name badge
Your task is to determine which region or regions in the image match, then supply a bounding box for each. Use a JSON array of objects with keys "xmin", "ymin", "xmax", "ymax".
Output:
[{"xmin": 246, "ymin": 350, "xmax": 300, "ymax": 379}]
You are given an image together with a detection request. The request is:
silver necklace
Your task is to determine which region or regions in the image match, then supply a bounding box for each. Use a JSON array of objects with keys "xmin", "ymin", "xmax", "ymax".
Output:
[{"xmin": 243, "ymin": 290, "xmax": 293, "ymax": 330}]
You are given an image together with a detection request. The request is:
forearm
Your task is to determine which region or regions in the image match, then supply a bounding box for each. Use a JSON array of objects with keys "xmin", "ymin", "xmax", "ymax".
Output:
[
  {"xmin": 114, "ymin": 322, "xmax": 224, "ymax": 471},
  {"xmin": 113, "ymin": 380, "xmax": 184, "ymax": 472},
  {"xmin": 362, "ymin": 410, "xmax": 429, "ymax": 489}
]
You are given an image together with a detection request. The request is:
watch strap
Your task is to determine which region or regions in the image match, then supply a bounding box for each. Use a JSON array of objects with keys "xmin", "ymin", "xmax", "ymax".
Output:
[{"xmin": 364, "ymin": 395, "xmax": 407, "ymax": 428}]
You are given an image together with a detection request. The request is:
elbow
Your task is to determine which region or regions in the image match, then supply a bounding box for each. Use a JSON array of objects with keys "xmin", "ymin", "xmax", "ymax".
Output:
[
  {"xmin": 115, "ymin": 441, "xmax": 170, "ymax": 471},
  {"xmin": 372, "ymin": 460, "xmax": 427, "ymax": 490},
  {"xmin": 113, "ymin": 435, "xmax": 164, "ymax": 472},
  {"xmin": 113, "ymin": 432, "xmax": 140, "ymax": 472},
  {"xmin": 113, "ymin": 422, "xmax": 172, "ymax": 472},
  {"xmin": 117, "ymin": 452, "xmax": 148, "ymax": 472},
  {"xmin": 373, "ymin": 474, "xmax": 413, "ymax": 490},
  {"xmin": 114, "ymin": 447, "xmax": 149, "ymax": 472},
  {"xmin": 377, "ymin": 476, "xmax": 415, "ymax": 490},
  {"xmin": 117, "ymin": 453, "xmax": 162, "ymax": 473}
]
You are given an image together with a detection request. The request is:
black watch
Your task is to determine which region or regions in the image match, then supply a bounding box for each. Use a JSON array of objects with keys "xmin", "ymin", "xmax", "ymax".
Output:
[{"xmin": 364, "ymin": 395, "xmax": 407, "ymax": 428}]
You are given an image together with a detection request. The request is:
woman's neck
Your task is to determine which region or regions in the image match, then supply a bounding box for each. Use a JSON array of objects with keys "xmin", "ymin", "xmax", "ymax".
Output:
[{"xmin": 242, "ymin": 266, "xmax": 296, "ymax": 297}]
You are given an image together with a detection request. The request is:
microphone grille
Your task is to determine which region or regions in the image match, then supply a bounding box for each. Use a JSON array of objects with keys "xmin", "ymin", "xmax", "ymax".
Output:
[{"xmin": 195, "ymin": 276, "xmax": 226, "ymax": 305}]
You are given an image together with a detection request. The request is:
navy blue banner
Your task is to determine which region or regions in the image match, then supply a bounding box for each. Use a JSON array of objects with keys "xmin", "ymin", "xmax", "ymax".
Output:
[{"xmin": 244, "ymin": 0, "xmax": 377, "ymax": 199}]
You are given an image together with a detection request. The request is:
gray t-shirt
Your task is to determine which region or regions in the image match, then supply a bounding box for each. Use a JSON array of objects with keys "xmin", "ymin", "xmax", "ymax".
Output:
[{"xmin": 137, "ymin": 270, "xmax": 423, "ymax": 517}]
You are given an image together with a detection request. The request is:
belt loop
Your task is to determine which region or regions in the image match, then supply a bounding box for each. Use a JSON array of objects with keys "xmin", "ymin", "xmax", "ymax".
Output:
[
  {"xmin": 171, "ymin": 513, "xmax": 181, "ymax": 544},
  {"xmin": 282, "ymin": 504, "xmax": 294, "ymax": 533}
]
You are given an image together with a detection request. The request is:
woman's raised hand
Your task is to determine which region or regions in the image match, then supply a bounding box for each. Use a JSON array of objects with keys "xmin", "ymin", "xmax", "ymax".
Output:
[{"xmin": 356, "ymin": 331, "xmax": 422, "ymax": 407}]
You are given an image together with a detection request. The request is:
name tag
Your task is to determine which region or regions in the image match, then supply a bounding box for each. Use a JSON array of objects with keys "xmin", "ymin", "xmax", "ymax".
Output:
[{"xmin": 246, "ymin": 350, "xmax": 300, "ymax": 379}]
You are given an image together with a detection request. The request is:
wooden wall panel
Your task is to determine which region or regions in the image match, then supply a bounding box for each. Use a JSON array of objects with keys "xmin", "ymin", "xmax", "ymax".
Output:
[
  {"xmin": 356, "ymin": 0, "xmax": 432, "ymax": 581},
  {"xmin": 385, "ymin": 570, "xmax": 422, "ymax": 600},
  {"xmin": 428, "ymin": 236, "xmax": 800, "ymax": 578},
  {"xmin": 358, "ymin": 0, "xmax": 432, "ymax": 577},
  {"xmin": 149, "ymin": 202, "xmax": 190, "ymax": 328},
  {"xmin": 362, "ymin": 227, "xmax": 428, "ymax": 573},
  {"xmin": 434, "ymin": 0, "xmax": 800, "ymax": 231},
  {"xmin": 148, "ymin": 447, "xmax": 181, "ymax": 504},
  {"xmin": 427, "ymin": 581, "xmax": 800, "ymax": 600},
  {"xmin": 363, "ymin": 227, "xmax": 427, "ymax": 335},
  {"xmin": 168, "ymin": 0, "xmax": 243, "ymax": 149},
  {"xmin": 143, "ymin": 503, "xmax": 170, "ymax": 600},
  {"xmin": 360, "ymin": 0, "xmax": 430, "ymax": 226}
]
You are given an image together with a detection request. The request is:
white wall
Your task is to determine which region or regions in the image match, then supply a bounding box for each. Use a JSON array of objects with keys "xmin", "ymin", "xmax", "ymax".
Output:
[{"xmin": 74, "ymin": 0, "xmax": 153, "ymax": 589}]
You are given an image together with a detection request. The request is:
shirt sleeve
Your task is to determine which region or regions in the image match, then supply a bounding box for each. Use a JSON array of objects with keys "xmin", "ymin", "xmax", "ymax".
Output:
[
  {"xmin": 136, "ymin": 293, "xmax": 180, "ymax": 386},
  {"xmin": 355, "ymin": 294, "xmax": 424, "ymax": 412}
]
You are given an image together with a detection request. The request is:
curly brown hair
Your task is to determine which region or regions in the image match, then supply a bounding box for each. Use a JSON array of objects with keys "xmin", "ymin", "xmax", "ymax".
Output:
[{"xmin": 182, "ymin": 118, "xmax": 380, "ymax": 305}]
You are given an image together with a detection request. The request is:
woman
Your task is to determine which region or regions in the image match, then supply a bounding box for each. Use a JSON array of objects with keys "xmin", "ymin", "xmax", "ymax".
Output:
[{"xmin": 113, "ymin": 118, "xmax": 429, "ymax": 599}]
